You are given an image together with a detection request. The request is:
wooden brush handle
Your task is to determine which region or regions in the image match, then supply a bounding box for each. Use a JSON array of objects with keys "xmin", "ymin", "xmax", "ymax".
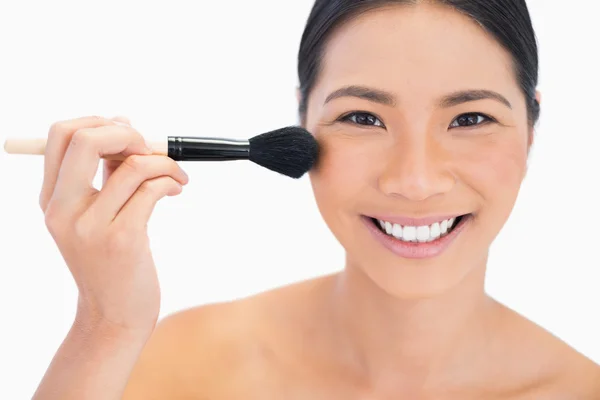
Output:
[{"xmin": 3, "ymin": 138, "xmax": 168, "ymax": 161}]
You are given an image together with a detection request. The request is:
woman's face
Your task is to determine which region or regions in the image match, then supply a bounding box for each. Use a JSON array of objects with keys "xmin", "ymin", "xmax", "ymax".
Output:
[{"xmin": 304, "ymin": 4, "xmax": 539, "ymax": 298}]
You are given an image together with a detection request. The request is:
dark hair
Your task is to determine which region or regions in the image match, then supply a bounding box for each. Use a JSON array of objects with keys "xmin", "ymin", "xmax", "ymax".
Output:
[{"xmin": 297, "ymin": 0, "xmax": 541, "ymax": 127}]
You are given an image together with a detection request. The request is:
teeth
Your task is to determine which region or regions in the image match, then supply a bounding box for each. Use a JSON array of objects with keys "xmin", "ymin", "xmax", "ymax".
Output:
[
  {"xmin": 402, "ymin": 226, "xmax": 417, "ymax": 241},
  {"xmin": 440, "ymin": 219, "xmax": 448, "ymax": 234},
  {"xmin": 430, "ymin": 222, "xmax": 441, "ymax": 241},
  {"xmin": 376, "ymin": 216, "xmax": 462, "ymax": 243},
  {"xmin": 385, "ymin": 221, "xmax": 393, "ymax": 235},
  {"xmin": 416, "ymin": 226, "xmax": 430, "ymax": 242},
  {"xmin": 392, "ymin": 223, "xmax": 403, "ymax": 239}
]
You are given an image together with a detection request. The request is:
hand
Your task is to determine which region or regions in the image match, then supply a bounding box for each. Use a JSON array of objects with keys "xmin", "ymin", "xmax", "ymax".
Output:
[{"xmin": 39, "ymin": 115, "xmax": 189, "ymax": 334}]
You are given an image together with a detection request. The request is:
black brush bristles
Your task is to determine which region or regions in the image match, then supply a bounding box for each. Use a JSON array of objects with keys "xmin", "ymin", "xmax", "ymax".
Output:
[{"xmin": 249, "ymin": 126, "xmax": 318, "ymax": 178}]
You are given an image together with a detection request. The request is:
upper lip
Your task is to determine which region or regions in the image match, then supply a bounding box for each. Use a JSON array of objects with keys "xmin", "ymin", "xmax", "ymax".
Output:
[{"xmin": 367, "ymin": 213, "xmax": 469, "ymax": 227}]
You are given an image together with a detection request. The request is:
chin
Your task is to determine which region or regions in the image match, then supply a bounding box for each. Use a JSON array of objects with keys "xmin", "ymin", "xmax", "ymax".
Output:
[
  {"xmin": 348, "ymin": 253, "xmax": 477, "ymax": 300},
  {"xmin": 341, "ymin": 214, "xmax": 490, "ymax": 300}
]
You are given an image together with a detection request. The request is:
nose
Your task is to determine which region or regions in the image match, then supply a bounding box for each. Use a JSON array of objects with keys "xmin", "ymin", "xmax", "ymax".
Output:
[{"xmin": 377, "ymin": 137, "xmax": 455, "ymax": 202}]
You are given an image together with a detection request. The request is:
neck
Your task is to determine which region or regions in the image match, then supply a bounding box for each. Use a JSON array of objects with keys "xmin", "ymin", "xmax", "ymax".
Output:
[{"xmin": 324, "ymin": 255, "xmax": 498, "ymax": 389}]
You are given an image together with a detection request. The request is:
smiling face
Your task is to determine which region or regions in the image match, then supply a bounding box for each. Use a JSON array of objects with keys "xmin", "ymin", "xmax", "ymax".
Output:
[{"xmin": 303, "ymin": 3, "xmax": 537, "ymax": 299}]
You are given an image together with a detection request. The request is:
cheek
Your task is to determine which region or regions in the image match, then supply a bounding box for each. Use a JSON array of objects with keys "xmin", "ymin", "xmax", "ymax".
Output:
[
  {"xmin": 452, "ymin": 133, "xmax": 528, "ymax": 204},
  {"xmin": 310, "ymin": 132, "xmax": 381, "ymax": 211}
]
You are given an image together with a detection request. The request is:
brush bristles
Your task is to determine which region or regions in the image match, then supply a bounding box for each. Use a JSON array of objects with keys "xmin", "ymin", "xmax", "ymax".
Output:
[{"xmin": 248, "ymin": 126, "xmax": 318, "ymax": 178}]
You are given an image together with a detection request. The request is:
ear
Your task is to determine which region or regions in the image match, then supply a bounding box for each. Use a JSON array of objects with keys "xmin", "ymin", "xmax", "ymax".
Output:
[
  {"xmin": 527, "ymin": 90, "xmax": 542, "ymax": 149},
  {"xmin": 524, "ymin": 90, "xmax": 541, "ymax": 178},
  {"xmin": 296, "ymin": 87, "xmax": 308, "ymax": 128}
]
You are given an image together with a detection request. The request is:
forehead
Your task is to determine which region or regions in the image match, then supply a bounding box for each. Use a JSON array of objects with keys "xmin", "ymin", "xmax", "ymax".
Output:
[{"xmin": 312, "ymin": 3, "xmax": 519, "ymax": 106}]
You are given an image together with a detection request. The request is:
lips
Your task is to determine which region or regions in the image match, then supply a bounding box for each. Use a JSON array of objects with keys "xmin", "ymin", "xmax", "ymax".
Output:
[
  {"xmin": 361, "ymin": 214, "xmax": 472, "ymax": 259},
  {"xmin": 373, "ymin": 215, "xmax": 466, "ymax": 243}
]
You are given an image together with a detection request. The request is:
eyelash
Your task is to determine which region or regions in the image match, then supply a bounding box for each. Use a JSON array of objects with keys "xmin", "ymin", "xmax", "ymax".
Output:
[{"xmin": 338, "ymin": 111, "xmax": 496, "ymax": 129}]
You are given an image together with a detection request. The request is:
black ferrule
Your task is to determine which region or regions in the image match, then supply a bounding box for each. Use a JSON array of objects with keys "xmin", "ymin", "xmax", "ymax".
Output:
[{"xmin": 168, "ymin": 136, "xmax": 250, "ymax": 161}]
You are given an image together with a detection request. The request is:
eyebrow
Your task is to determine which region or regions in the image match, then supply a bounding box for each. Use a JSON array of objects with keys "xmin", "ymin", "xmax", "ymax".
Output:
[
  {"xmin": 324, "ymin": 85, "xmax": 512, "ymax": 109},
  {"xmin": 324, "ymin": 85, "xmax": 396, "ymax": 106}
]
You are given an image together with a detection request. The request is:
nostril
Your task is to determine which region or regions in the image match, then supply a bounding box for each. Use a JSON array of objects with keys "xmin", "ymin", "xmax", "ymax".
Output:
[{"xmin": 377, "ymin": 168, "xmax": 455, "ymax": 202}]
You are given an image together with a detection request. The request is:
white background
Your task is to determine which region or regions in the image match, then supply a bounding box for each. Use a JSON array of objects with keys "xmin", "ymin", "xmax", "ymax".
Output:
[{"xmin": 0, "ymin": 0, "xmax": 598, "ymax": 397}]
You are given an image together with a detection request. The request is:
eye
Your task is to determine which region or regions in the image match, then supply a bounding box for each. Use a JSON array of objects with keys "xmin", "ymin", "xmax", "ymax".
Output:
[
  {"xmin": 449, "ymin": 112, "xmax": 495, "ymax": 129},
  {"xmin": 340, "ymin": 111, "xmax": 385, "ymax": 128}
]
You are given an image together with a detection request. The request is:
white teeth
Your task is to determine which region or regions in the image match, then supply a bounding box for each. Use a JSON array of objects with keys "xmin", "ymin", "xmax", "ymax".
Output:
[
  {"xmin": 416, "ymin": 226, "xmax": 430, "ymax": 242},
  {"xmin": 385, "ymin": 221, "xmax": 393, "ymax": 235},
  {"xmin": 376, "ymin": 216, "xmax": 463, "ymax": 243},
  {"xmin": 430, "ymin": 222, "xmax": 441, "ymax": 241},
  {"xmin": 392, "ymin": 224, "xmax": 403, "ymax": 239},
  {"xmin": 440, "ymin": 219, "xmax": 448, "ymax": 234},
  {"xmin": 402, "ymin": 226, "xmax": 417, "ymax": 241}
]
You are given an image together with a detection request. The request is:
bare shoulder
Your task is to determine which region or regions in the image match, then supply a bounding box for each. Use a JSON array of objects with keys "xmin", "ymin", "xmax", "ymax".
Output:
[
  {"xmin": 123, "ymin": 275, "xmax": 330, "ymax": 399},
  {"xmin": 122, "ymin": 299, "xmax": 251, "ymax": 399},
  {"xmin": 547, "ymin": 340, "xmax": 600, "ymax": 398},
  {"xmin": 494, "ymin": 302, "xmax": 600, "ymax": 398},
  {"xmin": 536, "ymin": 352, "xmax": 600, "ymax": 399}
]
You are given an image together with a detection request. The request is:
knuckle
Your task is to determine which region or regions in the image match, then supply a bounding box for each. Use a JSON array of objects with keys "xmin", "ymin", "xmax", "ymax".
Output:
[
  {"xmin": 48, "ymin": 121, "xmax": 68, "ymax": 140},
  {"xmin": 165, "ymin": 158, "xmax": 185, "ymax": 178},
  {"xmin": 73, "ymin": 218, "xmax": 95, "ymax": 244},
  {"xmin": 48, "ymin": 121, "xmax": 62, "ymax": 135},
  {"xmin": 164, "ymin": 177, "xmax": 181, "ymax": 195},
  {"xmin": 71, "ymin": 128, "xmax": 94, "ymax": 145},
  {"xmin": 141, "ymin": 177, "xmax": 177, "ymax": 198},
  {"xmin": 44, "ymin": 204, "xmax": 65, "ymax": 236},
  {"xmin": 39, "ymin": 192, "xmax": 48, "ymax": 212},
  {"xmin": 138, "ymin": 179, "xmax": 160, "ymax": 197},
  {"xmin": 106, "ymin": 228, "xmax": 134, "ymax": 253},
  {"xmin": 123, "ymin": 154, "xmax": 146, "ymax": 173},
  {"xmin": 125, "ymin": 128, "xmax": 146, "ymax": 146}
]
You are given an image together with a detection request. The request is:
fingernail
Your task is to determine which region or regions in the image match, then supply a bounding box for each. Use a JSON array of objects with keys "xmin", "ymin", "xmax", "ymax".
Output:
[{"xmin": 111, "ymin": 116, "xmax": 131, "ymax": 126}]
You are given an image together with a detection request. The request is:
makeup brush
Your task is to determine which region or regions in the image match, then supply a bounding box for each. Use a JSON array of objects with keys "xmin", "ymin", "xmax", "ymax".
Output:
[{"xmin": 3, "ymin": 126, "xmax": 319, "ymax": 179}]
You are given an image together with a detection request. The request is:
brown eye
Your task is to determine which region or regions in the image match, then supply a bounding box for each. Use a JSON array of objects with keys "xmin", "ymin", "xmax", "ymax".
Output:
[
  {"xmin": 450, "ymin": 113, "xmax": 493, "ymax": 128},
  {"xmin": 341, "ymin": 112, "xmax": 385, "ymax": 127}
]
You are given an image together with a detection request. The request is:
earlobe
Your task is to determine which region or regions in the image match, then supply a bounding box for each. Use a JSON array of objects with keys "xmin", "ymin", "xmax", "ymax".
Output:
[{"xmin": 535, "ymin": 90, "xmax": 541, "ymax": 105}]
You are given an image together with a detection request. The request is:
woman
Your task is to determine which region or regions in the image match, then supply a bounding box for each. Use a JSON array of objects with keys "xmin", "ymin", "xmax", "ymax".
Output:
[{"xmin": 33, "ymin": 0, "xmax": 600, "ymax": 399}]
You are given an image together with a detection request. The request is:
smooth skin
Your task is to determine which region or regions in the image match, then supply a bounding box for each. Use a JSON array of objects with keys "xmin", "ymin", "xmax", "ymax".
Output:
[{"xmin": 34, "ymin": 3, "xmax": 600, "ymax": 400}]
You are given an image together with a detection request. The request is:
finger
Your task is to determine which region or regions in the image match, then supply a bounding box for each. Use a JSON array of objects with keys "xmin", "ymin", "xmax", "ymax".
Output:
[
  {"xmin": 102, "ymin": 117, "xmax": 134, "ymax": 185},
  {"xmin": 40, "ymin": 116, "xmax": 119, "ymax": 211},
  {"xmin": 114, "ymin": 176, "xmax": 183, "ymax": 227},
  {"xmin": 91, "ymin": 154, "xmax": 188, "ymax": 222},
  {"xmin": 52, "ymin": 125, "xmax": 152, "ymax": 210},
  {"xmin": 111, "ymin": 115, "xmax": 132, "ymax": 125},
  {"xmin": 102, "ymin": 158, "xmax": 122, "ymax": 186}
]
